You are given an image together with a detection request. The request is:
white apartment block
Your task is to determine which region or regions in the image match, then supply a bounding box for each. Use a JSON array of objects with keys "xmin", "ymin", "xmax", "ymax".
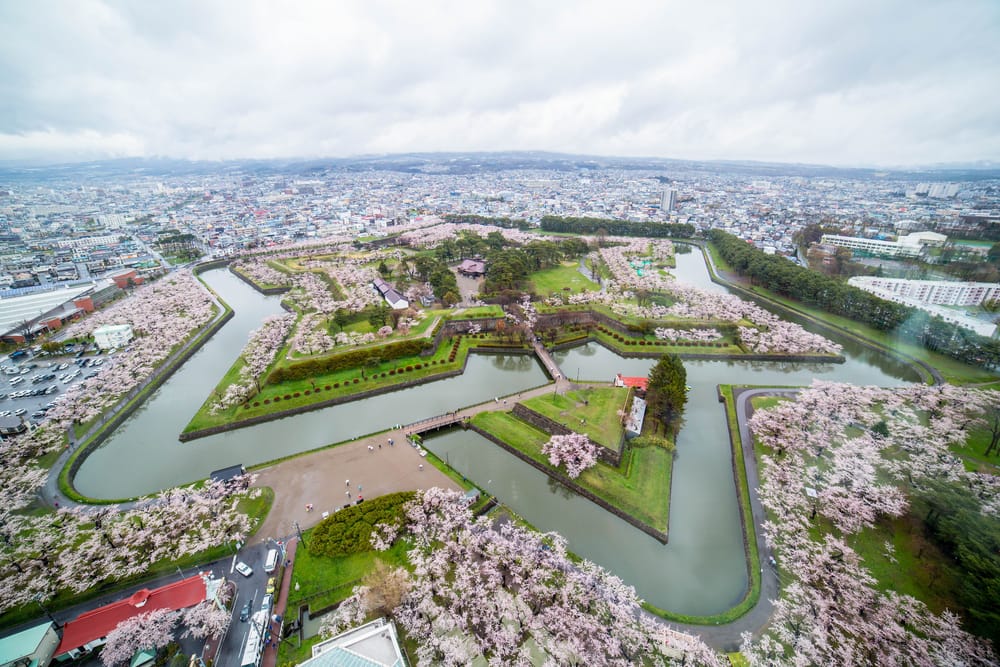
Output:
[
  {"xmin": 820, "ymin": 231, "xmax": 946, "ymax": 259},
  {"xmin": 56, "ymin": 235, "xmax": 121, "ymax": 250},
  {"xmin": 96, "ymin": 213, "xmax": 132, "ymax": 229},
  {"xmin": 92, "ymin": 323, "xmax": 133, "ymax": 350},
  {"xmin": 847, "ymin": 277, "xmax": 1000, "ymax": 307}
]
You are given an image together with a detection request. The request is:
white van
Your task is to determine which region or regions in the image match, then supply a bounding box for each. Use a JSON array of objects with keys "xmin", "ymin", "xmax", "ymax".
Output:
[{"xmin": 264, "ymin": 548, "xmax": 279, "ymax": 574}]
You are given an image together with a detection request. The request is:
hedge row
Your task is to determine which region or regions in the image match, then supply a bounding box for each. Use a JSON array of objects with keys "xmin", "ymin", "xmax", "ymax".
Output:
[
  {"xmin": 268, "ymin": 338, "xmax": 432, "ymax": 383},
  {"xmin": 308, "ymin": 491, "xmax": 416, "ymax": 558}
]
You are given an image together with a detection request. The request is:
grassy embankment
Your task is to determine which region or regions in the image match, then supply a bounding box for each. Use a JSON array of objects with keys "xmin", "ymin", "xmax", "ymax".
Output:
[
  {"xmin": 703, "ymin": 243, "xmax": 998, "ymax": 385},
  {"xmin": 471, "ymin": 402, "xmax": 672, "ymax": 533},
  {"xmin": 519, "ymin": 387, "xmax": 626, "ymax": 451},
  {"xmin": 184, "ymin": 330, "xmax": 530, "ymax": 433}
]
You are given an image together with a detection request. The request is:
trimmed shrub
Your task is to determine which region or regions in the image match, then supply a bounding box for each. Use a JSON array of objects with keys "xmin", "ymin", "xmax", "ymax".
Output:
[
  {"xmin": 263, "ymin": 399, "xmax": 271, "ymax": 404},
  {"xmin": 308, "ymin": 491, "xmax": 416, "ymax": 557},
  {"xmin": 284, "ymin": 394, "xmax": 292, "ymax": 400},
  {"xmin": 273, "ymin": 396, "xmax": 281, "ymax": 402},
  {"xmin": 353, "ymin": 378, "xmax": 359, "ymax": 384},
  {"xmin": 405, "ymin": 366, "xmax": 413, "ymax": 371},
  {"xmin": 389, "ymin": 369, "xmax": 396, "ymax": 375},
  {"xmin": 253, "ymin": 401, "xmax": 260, "ymax": 407},
  {"xmin": 293, "ymin": 392, "xmax": 301, "ymax": 397},
  {"xmin": 267, "ymin": 337, "xmax": 433, "ymax": 383},
  {"xmin": 325, "ymin": 385, "xmax": 332, "ymax": 390},
  {"xmin": 304, "ymin": 390, "xmax": 311, "ymax": 395}
]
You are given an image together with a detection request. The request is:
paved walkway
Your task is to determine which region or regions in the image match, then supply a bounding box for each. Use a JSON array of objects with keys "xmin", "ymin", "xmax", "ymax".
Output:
[{"xmin": 261, "ymin": 537, "xmax": 299, "ymax": 667}]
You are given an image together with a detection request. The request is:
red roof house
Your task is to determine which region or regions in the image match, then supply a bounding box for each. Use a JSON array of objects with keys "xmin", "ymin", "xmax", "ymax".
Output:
[
  {"xmin": 613, "ymin": 373, "xmax": 648, "ymax": 391},
  {"xmin": 55, "ymin": 575, "xmax": 207, "ymax": 657}
]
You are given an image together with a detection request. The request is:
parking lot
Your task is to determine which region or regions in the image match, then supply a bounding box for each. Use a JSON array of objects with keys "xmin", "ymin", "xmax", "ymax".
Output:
[{"xmin": 0, "ymin": 346, "xmax": 111, "ymax": 427}]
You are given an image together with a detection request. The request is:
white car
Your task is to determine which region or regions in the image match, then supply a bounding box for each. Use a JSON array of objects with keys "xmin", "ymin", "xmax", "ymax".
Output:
[{"xmin": 235, "ymin": 561, "xmax": 253, "ymax": 577}]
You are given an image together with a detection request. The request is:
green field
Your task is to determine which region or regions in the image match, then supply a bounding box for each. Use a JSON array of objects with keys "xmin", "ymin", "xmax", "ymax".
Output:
[
  {"xmin": 529, "ymin": 261, "xmax": 599, "ymax": 296},
  {"xmin": 521, "ymin": 387, "xmax": 627, "ymax": 450},
  {"xmin": 471, "ymin": 411, "xmax": 672, "ymax": 532}
]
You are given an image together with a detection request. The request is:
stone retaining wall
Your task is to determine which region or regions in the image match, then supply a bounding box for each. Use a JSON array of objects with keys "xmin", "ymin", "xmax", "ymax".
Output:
[
  {"xmin": 467, "ymin": 424, "xmax": 667, "ymax": 544},
  {"xmin": 510, "ymin": 403, "xmax": 622, "ymax": 466}
]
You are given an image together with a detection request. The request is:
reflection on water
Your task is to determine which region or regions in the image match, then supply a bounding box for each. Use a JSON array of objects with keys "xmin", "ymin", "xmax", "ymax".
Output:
[{"xmin": 75, "ymin": 252, "xmax": 921, "ymax": 615}]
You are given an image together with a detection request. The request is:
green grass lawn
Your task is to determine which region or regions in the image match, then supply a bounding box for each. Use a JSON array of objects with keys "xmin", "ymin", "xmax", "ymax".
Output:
[
  {"xmin": 521, "ymin": 387, "xmax": 627, "ymax": 451},
  {"xmin": 529, "ymin": 261, "xmax": 599, "ymax": 296},
  {"xmin": 957, "ymin": 425, "xmax": 1000, "ymax": 473},
  {"xmin": 471, "ymin": 411, "xmax": 672, "ymax": 532},
  {"xmin": 456, "ymin": 305, "xmax": 504, "ymax": 318},
  {"xmin": 284, "ymin": 539, "xmax": 409, "ymax": 622}
]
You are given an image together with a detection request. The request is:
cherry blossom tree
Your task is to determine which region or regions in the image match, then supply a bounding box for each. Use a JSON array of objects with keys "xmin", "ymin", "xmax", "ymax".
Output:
[
  {"xmin": 324, "ymin": 488, "xmax": 720, "ymax": 666},
  {"xmin": 542, "ymin": 433, "xmax": 600, "ymax": 478},
  {"xmin": 181, "ymin": 601, "xmax": 231, "ymax": 640},
  {"xmin": 744, "ymin": 382, "xmax": 998, "ymax": 665},
  {"xmin": 100, "ymin": 608, "xmax": 178, "ymax": 666}
]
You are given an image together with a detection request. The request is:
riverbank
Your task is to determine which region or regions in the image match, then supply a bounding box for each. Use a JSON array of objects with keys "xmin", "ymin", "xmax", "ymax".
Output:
[{"xmin": 695, "ymin": 240, "xmax": 965, "ymax": 385}]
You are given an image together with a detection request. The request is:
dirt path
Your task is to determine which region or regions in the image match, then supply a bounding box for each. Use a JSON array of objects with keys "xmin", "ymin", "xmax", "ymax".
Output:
[{"xmin": 251, "ymin": 427, "xmax": 461, "ymax": 544}]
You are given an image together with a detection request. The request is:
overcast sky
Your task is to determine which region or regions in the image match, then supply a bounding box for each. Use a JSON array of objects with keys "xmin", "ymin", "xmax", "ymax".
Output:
[{"xmin": 1, "ymin": 0, "xmax": 998, "ymax": 167}]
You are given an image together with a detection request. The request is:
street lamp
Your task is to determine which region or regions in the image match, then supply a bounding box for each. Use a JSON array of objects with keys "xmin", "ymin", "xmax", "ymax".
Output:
[{"xmin": 33, "ymin": 593, "xmax": 59, "ymax": 628}]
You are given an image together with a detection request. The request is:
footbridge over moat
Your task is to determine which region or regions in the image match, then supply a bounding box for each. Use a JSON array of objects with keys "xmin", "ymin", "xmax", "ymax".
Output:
[{"xmin": 404, "ymin": 340, "xmax": 573, "ymax": 439}]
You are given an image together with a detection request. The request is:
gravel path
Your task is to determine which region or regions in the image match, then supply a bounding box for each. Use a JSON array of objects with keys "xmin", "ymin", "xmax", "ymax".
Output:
[{"xmin": 251, "ymin": 426, "xmax": 461, "ymax": 543}]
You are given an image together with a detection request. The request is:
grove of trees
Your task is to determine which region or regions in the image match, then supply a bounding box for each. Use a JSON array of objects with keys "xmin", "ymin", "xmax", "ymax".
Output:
[{"xmin": 709, "ymin": 230, "xmax": 1000, "ymax": 368}]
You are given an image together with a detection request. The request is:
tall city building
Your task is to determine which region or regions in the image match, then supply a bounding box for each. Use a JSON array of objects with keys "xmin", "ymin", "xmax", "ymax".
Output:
[{"xmin": 661, "ymin": 189, "xmax": 677, "ymax": 212}]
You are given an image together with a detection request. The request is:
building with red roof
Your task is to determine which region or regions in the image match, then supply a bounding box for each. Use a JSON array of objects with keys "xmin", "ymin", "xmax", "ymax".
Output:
[
  {"xmin": 55, "ymin": 575, "xmax": 208, "ymax": 659},
  {"xmin": 613, "ymin": 373, "xmax": 648, "ymax": 392}
]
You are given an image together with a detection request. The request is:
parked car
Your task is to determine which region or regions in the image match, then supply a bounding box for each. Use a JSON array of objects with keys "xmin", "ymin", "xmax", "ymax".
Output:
[
  {"xmin": 240, "ymin": 600, "xmax": 252, "ymax": 622},
  {"xmin": 260, "ymin": 594, "xmax": 273, "ymax": 613},
  {"xmin": 13, "ymin": 408, "xmax": 26, "ymax": 416},
  {"xmin": 265, "ymin": 577, "xmax": 276, "ymax": 595},
  {"xmin": 235, "ymin": 561, "xmax": 253, "ymax": 577}
]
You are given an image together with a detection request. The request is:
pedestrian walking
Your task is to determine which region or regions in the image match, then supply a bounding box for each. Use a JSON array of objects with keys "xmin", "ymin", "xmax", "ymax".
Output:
[
  {"xmin": 345, "ymin": 479, "xmax": 350, "ymax": 487},
  {"xmin": 419, "ymin": 463, "xmax": 424, "ymax": 471},
  {"xmin": 358, "ymin": 484, "xmax": 362, "ymax": 492},
  {"xmin": 378, "ymin": 442, "xmax": 381, "ymax": 449}
]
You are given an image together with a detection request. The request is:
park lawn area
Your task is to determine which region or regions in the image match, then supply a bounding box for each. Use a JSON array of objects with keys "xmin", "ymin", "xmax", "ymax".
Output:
[
  {"xmin": 956, "ymin": 425, "xmax": 1000, "ymax": 473},
  {"xmin": 848, "ymin": 513, "xmax": 963, "ymax": 616},
  {"xmin": 529, "ymin": 261, "xmax": 599, "ymax": 295},
  {"xmin": 455, "ymin": 304, "xmax": 504, "ymax": 318},
  {"xmin": 747, "ymin": 390, "xmax": 967, "ymax": 620},
  {"xmin": 471, "ymin": 411, "xmax": 671, "ymax": 532},
  {"xmin": 284, "ymin": 539, "xmax": 410, "ymax": 623},
  {"xmin": 521, "ymin": 387, "xmax": 627, "ymax": 450}
]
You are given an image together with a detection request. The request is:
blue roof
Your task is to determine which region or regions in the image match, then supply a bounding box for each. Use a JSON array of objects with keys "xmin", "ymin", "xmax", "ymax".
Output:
[{"xmin": 0, "ymin": 623, "xmax": 52, "ymax": 662}]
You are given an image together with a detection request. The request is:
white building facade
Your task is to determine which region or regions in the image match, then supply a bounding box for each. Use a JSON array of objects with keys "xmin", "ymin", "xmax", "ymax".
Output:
[
  {"xmin": 847, "ymin": 277, "xmax": 1000, "ymax": 307},
  {"xmin": 92, "ymin": 323, "xmax": 133, "ymax": 349}
]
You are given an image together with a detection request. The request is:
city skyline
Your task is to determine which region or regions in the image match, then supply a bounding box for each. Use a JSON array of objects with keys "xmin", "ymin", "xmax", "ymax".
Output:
[{"xmin": 1, "ymin": 0, "xmax": 999, "ymax": 167}]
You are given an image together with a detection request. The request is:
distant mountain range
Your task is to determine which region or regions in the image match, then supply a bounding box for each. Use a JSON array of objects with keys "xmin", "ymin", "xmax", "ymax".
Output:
[{"xmin": 1, "ymin": 151, "xmax": 999, "ymax": 182}]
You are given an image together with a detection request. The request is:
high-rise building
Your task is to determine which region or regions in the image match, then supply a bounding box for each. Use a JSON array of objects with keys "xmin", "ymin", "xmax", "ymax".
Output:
[{"xmin": 661, "ymin": 189, "xmax": 677, "ymax": 212}]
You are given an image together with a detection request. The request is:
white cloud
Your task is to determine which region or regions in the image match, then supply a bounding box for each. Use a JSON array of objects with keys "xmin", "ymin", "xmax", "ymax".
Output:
[{"xmin": 0, "ymin": 0, "xmax": 997, "ymax": 165}]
